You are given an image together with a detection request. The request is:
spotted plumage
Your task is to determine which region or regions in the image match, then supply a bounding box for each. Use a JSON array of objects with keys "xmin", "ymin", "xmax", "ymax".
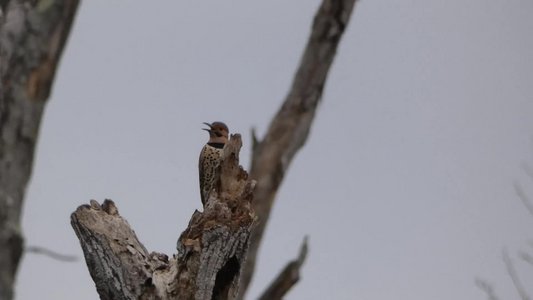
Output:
[{"xmin": 199, "ymin": 122, "xmax": 229, "ymax": 206}]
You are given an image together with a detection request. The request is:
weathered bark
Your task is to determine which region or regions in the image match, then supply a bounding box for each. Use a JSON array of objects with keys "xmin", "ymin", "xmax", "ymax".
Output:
[
  {"xmin": 0, "ymin": 1, "xmax": 78, "ymax": 299},
  {"xmin": 239, "ymin": 0, "xmax": 358, "ymax": 298},
  {"xmin": 258, "ymin": 237, "xmax": 308, "ymax": 300},
  {"xmin": 71, "ymin": 134, "xmax": 256, "ymax": 300}
]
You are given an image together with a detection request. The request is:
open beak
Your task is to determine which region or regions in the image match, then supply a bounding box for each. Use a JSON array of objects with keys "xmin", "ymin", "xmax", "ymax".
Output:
[{"xmin": 202, "ymin": 122, "xmax": 212, "ymax": 132}]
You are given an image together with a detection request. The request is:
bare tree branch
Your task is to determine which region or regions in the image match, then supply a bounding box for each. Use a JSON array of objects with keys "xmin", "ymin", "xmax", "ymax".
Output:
[
  {"xmin": 475, "ymin": 278, "xmax": 500, "ymax": 300},
  {"xmin": 72, "ymin": 134, "xmax": 256, "ymax": 300},
  {"xmin": 503, "ymin": 249, "xmax": 531, "ymax": 300},
  {"xmin": 258, "ymin": 236, "xmax": 308, "ymax": 300},
  {"xmin": 0, "ymin": 1, "xmax": 78, "ymax": 299},
  {"xmin": 514, "ymin": 182, "xmax": 533, "ymax": 218},
  {"xmin": 239, "ymin": 0, "xmax": 358, "ymax": 297},
  {"xmin": 25, "ymin": 245, "xmax": 77, "ymax": 262}
]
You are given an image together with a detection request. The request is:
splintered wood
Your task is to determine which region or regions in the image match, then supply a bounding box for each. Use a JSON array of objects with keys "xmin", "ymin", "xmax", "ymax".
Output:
[{"xmin": 71, "ymin": 134, "xmax": 255, "ymax": 300}]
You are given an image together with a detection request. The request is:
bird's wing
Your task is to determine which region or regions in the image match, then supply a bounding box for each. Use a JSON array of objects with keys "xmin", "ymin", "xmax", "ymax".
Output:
[{"xmin": 199, "ymin": 146, "xmax": 206, "ymax": 205}]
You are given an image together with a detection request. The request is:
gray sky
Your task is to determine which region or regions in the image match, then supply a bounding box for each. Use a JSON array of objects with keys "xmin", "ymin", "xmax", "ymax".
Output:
[{"xmin": 15, "ymin": 0, "xmax": 533, "ymax": 299}]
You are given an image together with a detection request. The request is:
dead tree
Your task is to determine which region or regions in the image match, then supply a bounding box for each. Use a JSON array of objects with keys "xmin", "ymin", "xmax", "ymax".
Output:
[
  {"xmin": 0, "ymin": 1, "xmax": 79, "ymax": 299},
  {"xmin": 71, "ymin": 135, "xmax": 255, "ymax": 299},
  {"xmin": 70, "ymin": 0, "xmax": 357, "ymax": 299},
  {"xmin": 71, "ymin": 0, "xmax": 355, "ymax": 299},
  {"xmin": 0, "ymin": 0, "xmax": 356, "ymax": 298}
]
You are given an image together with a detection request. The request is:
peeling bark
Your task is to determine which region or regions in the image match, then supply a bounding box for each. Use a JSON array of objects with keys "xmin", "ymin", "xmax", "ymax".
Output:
[
  {"xmin": 0, "ymin": 1, "xmax": 78, "ymax": 299},
  {"xmin": 239, "ymin": 0, "xmax": 358, "ymax": 298},
  {"xmin": 71, "ymin": 135, "xmax": 256, "ymax": 300}
]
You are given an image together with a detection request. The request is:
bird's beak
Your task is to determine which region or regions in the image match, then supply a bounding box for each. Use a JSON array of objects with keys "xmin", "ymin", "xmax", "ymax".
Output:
[{"xmin": 202, "ymin": 122, "xmax": 212, "ymax": 132}]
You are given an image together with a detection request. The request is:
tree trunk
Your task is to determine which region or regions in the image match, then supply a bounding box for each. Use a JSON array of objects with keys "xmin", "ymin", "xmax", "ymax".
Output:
[
  {"xmin": 0, "ymin": 1, "xmax": 78, "ymax": 299},
  {"xmin": 71, "ymin": 135, "xmax": 256, "ymax": 300}
]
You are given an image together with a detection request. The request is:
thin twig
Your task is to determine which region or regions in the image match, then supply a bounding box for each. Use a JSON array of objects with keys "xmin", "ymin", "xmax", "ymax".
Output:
[
  {"xmin": 475, "ymin": 278, "xmax": 500, "ymax": 300},
  {"xmin": 26, "ymin": 245, "xmax": 77, "ymax": 262},
  {"xmin": 503, "ymin": 249, "xmax": 531, "ymax": 300},
  {"xmin": 514, "ymin": 182, "xmax": 533, "ymax": 218}
]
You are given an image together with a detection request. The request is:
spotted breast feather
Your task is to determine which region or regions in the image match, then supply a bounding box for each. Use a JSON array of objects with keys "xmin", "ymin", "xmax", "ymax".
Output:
[{"xmin": 199, "ymin": 143, "xmax": 224, "ymax": 205}]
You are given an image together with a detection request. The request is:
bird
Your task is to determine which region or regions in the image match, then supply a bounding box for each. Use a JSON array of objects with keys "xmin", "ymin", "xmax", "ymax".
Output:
[{"xmin": 199, "ymin": 121, "xmax": 229, "ymax": 206}]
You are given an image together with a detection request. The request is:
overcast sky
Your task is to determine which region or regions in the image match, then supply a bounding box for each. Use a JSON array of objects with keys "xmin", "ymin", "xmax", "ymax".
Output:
[{"xmin": 15, "ymin": 1, "xmax": 533, "ymax": 299}]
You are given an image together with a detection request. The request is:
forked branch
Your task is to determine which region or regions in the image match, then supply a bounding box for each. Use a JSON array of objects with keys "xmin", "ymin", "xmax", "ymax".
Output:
[{"xmin": 239, "ymin": 0, "xmax": 358, "ymax": 297}]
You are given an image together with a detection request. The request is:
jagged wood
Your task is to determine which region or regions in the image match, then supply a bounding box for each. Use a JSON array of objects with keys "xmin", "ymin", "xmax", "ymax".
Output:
[
  {"xmin": 71, "ymin": 134, "xmax": 255, "ymax": 300},
  {"xmin": 0, "ymin": 1, "xmax": 79, "ymax": 299},
  {"xmin": 239, "ymin": 0, "xmax": 358, "ymax": 298}
]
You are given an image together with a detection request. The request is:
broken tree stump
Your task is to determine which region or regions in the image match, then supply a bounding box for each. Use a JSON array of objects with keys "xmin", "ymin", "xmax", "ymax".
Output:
[{"xmin": 71, "ymin": 134, "xmax": 255, "ymax": 300}]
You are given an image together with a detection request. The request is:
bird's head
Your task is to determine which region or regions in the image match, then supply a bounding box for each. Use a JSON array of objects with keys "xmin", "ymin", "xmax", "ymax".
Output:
[{"xmin": 203, "ymin": 121, "xmax": 229, "ymax": 143}]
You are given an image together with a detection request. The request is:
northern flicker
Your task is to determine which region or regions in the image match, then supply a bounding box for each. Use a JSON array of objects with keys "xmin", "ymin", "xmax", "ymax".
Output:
[{"xmin": 199, "ymin": 121, "xmax": 229, "ymax": 206}]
